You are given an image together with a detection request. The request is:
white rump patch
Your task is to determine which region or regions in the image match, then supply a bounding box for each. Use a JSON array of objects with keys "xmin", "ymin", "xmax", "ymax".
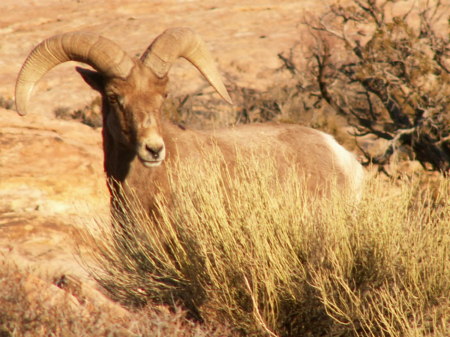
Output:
[{"xmin": 321, "ymin": 132, "xmax": 364, "ymax": 197}]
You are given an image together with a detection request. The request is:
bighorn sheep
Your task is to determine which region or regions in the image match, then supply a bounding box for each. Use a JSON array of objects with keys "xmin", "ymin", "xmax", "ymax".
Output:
[{"xmin": 15, "ymin": 28, "xmax": 364, "ymax": 222}]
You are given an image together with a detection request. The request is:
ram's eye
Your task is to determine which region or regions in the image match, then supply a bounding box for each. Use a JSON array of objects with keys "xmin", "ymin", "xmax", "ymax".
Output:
[{"xmin": 108, "ymin": 94, "xmax": 122, "ymax": 105}]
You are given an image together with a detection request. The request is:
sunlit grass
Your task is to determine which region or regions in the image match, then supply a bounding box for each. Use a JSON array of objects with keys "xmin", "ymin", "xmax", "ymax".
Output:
[{"xmin": 82, "ymin": 151, "xmax": 449, "ymax": 336}]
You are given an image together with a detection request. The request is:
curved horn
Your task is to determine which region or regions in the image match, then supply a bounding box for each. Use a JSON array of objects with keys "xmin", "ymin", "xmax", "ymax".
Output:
[
  {"xmin": 141, "ymin": 27, "xmax": 232, "ymax": 104},
  {"xmin": 15, "ymin": 32, "xmax": 135, "ymax": 116}
]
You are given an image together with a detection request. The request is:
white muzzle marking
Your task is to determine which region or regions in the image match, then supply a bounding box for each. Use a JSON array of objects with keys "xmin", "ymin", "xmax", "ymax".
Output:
[{"xmin": 137, "ymin": 133, "xmax": 166, "ymax": 168}]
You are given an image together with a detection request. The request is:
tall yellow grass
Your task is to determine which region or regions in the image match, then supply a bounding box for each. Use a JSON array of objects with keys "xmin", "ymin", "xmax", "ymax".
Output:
[{"xmin": 82, "ymin": 151, "xmax": 449, "ymax": 336}]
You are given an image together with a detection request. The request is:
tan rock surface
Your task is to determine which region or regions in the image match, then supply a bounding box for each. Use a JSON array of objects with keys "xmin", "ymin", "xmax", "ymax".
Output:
[{"xmin": 0, "ymin": 108, "xmax": 108, "ymax": 283}]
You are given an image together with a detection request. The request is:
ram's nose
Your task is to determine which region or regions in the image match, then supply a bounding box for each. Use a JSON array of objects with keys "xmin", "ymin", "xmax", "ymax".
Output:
[
  {"xmin": 145, "ymin": 144, "xmax": 164, "ymax": 160},
  {"xmin": 137, "ymin": 137, "xmax": 166, "ymax": 167}
]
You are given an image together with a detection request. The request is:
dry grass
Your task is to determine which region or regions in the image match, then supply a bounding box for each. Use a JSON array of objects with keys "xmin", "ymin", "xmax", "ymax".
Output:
[{"xmin": 81, "ymin": 150, "xmax": 449, "ymax": 337}]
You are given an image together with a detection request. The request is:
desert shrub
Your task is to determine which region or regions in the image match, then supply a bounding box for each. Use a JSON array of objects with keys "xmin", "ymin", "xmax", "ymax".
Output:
[
  {"xmin": 0, "ymin": 96, "xmax": 14, "ymax": 110},
  {"xmin": 54, "ymin": 97, "xmax": 102, "ymax": 128},
  {"xmin": 82, "ymin": 150, "xmax": 449, "ymax": 337},
  {"xmin": 298, "ymin": 0, "xmax": 450, "ymax": 174}
]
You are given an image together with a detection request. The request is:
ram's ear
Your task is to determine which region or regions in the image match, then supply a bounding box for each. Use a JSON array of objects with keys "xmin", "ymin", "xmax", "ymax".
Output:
[{"xmin": 76, "ymin": 67, "xmax": 105, "ymax": 93}]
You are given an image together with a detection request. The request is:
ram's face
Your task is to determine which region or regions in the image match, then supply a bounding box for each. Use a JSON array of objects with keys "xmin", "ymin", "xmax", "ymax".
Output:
[{"xmin": 105, "ymin": 65, "xmax": 169, "ymax": 167}]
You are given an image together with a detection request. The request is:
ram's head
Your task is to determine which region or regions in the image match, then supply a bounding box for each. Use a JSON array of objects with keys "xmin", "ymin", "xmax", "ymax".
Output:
[{"xmin": 15, "ymin": 28, "xmax": 232, "ymax": 167}]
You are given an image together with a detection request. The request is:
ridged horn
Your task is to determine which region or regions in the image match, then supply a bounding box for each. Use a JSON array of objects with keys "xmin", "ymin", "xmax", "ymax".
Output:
[
  {"xmin": 15, "ymin": 32, "xmax": 135, "ymax": 116},
  {"xmin": 141, "ymin": 27, "xmax": 232, "ymax": 104}
]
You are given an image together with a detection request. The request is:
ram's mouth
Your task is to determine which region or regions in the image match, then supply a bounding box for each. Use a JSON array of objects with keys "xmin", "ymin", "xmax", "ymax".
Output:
[{"xmin": 140, "ymin": 158, "xmax": 163, "ymax": 168}]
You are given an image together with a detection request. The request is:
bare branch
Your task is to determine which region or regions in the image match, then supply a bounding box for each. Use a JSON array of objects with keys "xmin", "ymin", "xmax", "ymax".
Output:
[
  {"xmin": 374, "ymin": 128, "xmax": 415, "ymax": 164},
  {"xmin": 354, "ymin": 0, "xmax": 383, "ymax": 27},
  {"xmin": 437, "ymin": 135, "xmax": 450, "ymax": 146},
  {"xmin": 277, "ymin": 52, "xmax": 297, "ymax": 76},
  {"xmin": 360, "ymin": 78, "xmax": 412, "ymax": 128},
  {"xmin": 348, "ymin": 110, "xmax": 393, "ymax": 139},
  {"xmin": 401, "ymin": 0, "xmax": 417, "ymax": 21},
  {"xmin": 314, "ymin": 49, "xmax": 349, "ymax": 117}
]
